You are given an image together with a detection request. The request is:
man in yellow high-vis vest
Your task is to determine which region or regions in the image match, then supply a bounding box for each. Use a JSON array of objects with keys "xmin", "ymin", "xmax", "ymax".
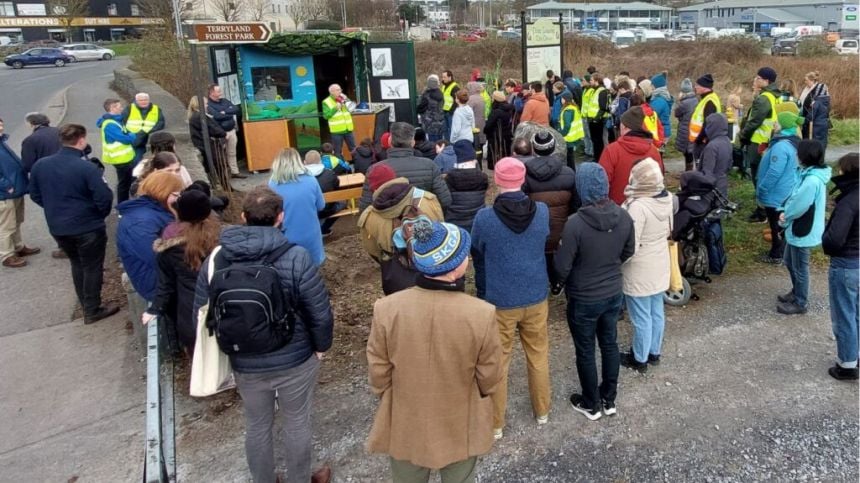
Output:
[
  {"xmin": 99, "ymin": 98, "xmax": 139, "ymax": 204},
  {"xmin": 121, "ymin": 92, "xmax": 164, "ymax": 164},
  {"xmin": 739, "ymin": 67, "xmax": 780, "ymax": 223},
  {"xmin": 322, "ymin": 84, "xmax": 356, "ymax": 160},
  {"xmin": 441, "ymin": 70, "xmax": 460, "ymax": 140},
  {"xmin": 558, "ymin": 91, "xmax": 584, "ymax": 170},
  {"xmin": 687, "ymin": 74, "xmax": 720, "ymax": 163}
]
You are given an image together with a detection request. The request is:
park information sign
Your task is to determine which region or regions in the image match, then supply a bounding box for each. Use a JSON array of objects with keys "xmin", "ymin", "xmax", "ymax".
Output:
[
  {"xmin": 192, "ymin": 23, "xmax": 272, "ymax": 44},
  {"xmin": 521, "ymin": 14, "xmax": 564, "ymax": 83}
]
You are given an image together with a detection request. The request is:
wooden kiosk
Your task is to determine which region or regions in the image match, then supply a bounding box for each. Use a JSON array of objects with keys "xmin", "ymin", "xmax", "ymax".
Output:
[{"xmin": 210, "ymin": 32, "xmax": 417, "ymax": 172}]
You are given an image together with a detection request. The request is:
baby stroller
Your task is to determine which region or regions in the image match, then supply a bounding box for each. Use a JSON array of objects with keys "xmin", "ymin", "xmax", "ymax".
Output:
[{"xmin": 664, "ymin": 171, "xmax": 738, "ymax": 306}]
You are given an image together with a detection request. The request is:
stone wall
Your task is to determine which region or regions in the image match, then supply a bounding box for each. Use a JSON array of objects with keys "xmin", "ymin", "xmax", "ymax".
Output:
[{"xmin": 112, "ymin": 68, "xmax": 208, "ymax": 182}]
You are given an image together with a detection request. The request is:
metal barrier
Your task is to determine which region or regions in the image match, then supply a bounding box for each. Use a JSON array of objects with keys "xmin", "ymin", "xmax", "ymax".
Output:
[{"xmin": 144, "ymin": 317, "xmax": 176, "ymax": 482}]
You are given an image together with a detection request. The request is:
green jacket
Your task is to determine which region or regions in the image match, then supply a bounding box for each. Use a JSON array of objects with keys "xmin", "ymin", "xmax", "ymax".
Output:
[{"xmin": 740, "ymin": 83, "xmax": 780, "ymax": 145}]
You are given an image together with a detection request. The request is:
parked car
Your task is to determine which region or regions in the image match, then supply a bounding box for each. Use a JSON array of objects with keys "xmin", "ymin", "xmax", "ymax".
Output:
[
  {"xmin": 61, "ymin": 43, "xmax": 116, "ymax": 62},
  {"xmin": 672, "ymin": 33, "xmax": 696, "ymax": 41},
  {"xmin": 834, "ymin": 38, "xmax": 859, "ymax": 54},
  {"xmin": 4, "ymin": 48, "xmax": 71, "ymax": 69},
  {"xmin": 498, "ymin": 30, "xmax": 521, "ymax": 40},
  {"xmin": 771, "ymin": 37, "xmax": 797, "ymax": 56}
]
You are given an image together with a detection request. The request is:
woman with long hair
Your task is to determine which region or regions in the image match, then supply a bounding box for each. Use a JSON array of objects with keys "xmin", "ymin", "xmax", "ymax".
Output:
[
  {"xmin": 268, "ymin": 147, "xmax": 326, "ymax": 265},
  {"xmin": 798, "ymin": 71, "xmax": 831, "ymax": 149},
  {"xmin": 117, "ymin": 171, "xmax": 184, "ymax": 302},
  {"xmin": 130, "ymin": 151, "xmax": 184, "ymax": 197},
  {"xmin": 133, "ymin": 131, "xmax": 193, "ymax": 186},
  {"xmin": 143, "ymin": 187, "xmax": 221, "ymax": 352},
  {"xmin": 187, "ymin": 96, "xmax": 227, "ymax": 185}
]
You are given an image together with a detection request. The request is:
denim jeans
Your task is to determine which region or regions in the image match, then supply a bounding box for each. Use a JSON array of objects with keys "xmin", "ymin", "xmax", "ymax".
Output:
[
  {"xmin": 330, "ymin": 131, "xmax": 356, "ymax": 159},
  {"xmin": 54, "ymin": 228, "xmax": 107, "ymax": 316},
  {"xmin": 566, "ymin": 293, "xmax": 623, "ymax": 411},
  {"xmin": 625, "ymin": 293, "xmax": 665, "ymax": 364},
  {"xmin": 829, "ymin": 261, "xmax": 859, "ymax": 366},
  {"xmin": 784, "ymin": 244, "xmax": 811, "ymax": 308}
]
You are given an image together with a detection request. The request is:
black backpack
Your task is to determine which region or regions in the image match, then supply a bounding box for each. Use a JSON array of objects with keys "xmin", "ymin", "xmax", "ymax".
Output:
[{"xmin": 206, "ymin": 243, "xmax": 296, "ymax": 355}]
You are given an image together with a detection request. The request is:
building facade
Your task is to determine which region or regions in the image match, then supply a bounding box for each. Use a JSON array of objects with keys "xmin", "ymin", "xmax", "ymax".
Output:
[
  {"xmin": 526, "ymin": 1, "xmax": 673, "ymax": 31},
  {"xmin": 0, "ymin": 0, "xmax": 161, "ymax": 42},
  {"xmin": 677, "ymin": 0, "xmax": 855, "ymax": 34}
]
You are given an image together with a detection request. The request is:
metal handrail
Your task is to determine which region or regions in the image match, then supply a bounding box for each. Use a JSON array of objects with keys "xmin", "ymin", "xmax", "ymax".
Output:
[{"xmin": 143, "ymin": 317, "xmax": 176, "ymax": 482}]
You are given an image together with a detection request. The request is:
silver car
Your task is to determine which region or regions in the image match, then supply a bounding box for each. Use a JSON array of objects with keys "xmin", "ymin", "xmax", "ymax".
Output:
[{"xmin": 61, "ymin": 43, "xmax": 116, "ymax": 62}]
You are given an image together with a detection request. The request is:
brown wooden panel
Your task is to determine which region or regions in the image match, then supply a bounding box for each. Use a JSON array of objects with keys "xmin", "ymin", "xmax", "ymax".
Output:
[
  {"xmin": 341, "ymin": 111, "xmax": 378, "ymax": 160},
  {"xmin": 243, "ymin": 119, "xmax": 291, "ymax": 172}
]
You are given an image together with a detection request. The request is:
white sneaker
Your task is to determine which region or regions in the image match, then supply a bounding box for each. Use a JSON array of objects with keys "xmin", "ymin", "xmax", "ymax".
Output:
[
  {"xmin": 536, "ymin": 414, "xmax": 549, "ymax": 425},
  {"xmin": 493, "ymin": 428, "xmax": 503, "ymax": 440}
]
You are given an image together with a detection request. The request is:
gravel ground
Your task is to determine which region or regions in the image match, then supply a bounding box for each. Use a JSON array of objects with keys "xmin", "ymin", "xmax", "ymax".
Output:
[{"xmin": 173, "ymin": 232, "xmax": 859, "ymax": 482}]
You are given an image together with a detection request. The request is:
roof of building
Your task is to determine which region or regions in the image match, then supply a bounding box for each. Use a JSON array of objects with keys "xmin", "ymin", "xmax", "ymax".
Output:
[
  {"xmin": 678, "ymin": 0, "xmax": 845, "ymax": 12},
  {"xmin": 744, "ymin": 8, "xmax": 811, "ymax": 23},
  {"xmin": 527, "ymin": 1, "xmax": 673, "ymax": 12}
]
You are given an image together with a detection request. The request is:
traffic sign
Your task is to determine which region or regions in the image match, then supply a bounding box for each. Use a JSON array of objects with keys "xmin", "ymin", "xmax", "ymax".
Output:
[{"xmin": 192, "ymin": 23, "xmax": 272, "ymax": 44}]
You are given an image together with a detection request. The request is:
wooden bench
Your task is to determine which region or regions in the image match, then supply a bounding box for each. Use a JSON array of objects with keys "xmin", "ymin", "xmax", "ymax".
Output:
[{"xmin": 323, "ymin": 186, "xmax": 364, "ymax": 218}]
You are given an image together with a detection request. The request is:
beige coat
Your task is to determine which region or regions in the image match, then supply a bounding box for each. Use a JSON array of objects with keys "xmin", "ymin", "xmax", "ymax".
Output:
[
  {"xmin": 621, "ymin": 194, "xmax": 675, "ymax": 296},
  {"xmin": 366, "ymin": 286, "xmax": 503, "ymax": 469}
]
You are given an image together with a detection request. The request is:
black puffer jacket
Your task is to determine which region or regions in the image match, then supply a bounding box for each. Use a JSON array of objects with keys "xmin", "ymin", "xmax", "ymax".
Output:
[
  {"xmin": 308, "ymin": 164, "xmax": 341, "ymax": 218},
  {"xmin": 414, "ymin": 140, "xmax": 437, "ymax": 160},
  {"xmin": 20, "ymin": 125, "xmax": 62, "ymax": 174},
  {"xmin": 417, "ymin": 87, "xmax": 446, "ymax": 138},
  {"xmin": 352, "ymin": 145, "xmax": 377, "ymax": 174},
  {"xmin": 823, "ymin": 174, "xmax": 859, "ymax": 260},
  {"xmin": 188, "ymin": 112, "xmax": 226, "ymax": 151},
  {"xmin": 523, "ymin": 155, "xmax": 579, "ymax": 251},
  {"xmin": 444, "ymin": 167, "xmax": 488, "ymax": 232},
  {"xmin": 150, "ymin": 230, "xmax": 200, "ymax": 350},
  {"xmin": 192, "ymin": 225, "xmax": 334, "ymax": 374},
  {"xmin": 359, "ymin": 147, "xmax": 452, "ymax": 211}
]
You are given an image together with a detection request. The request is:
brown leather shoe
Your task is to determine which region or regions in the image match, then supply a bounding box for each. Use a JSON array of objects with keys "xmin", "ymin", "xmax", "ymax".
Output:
[
  {"xmin": 52, "ymin": 249, "xmax": 68, "ymax": 259},
  {"xmin": 16, "ymin": 246, "xmax": 41, "ymax": 257},
  {"xmin": 311, "ymin": 465, "xmax": 332, "ymax": 483},
  {"xmin": 2, "ymin": 255, "xmax": 27, "ymax": 268}
]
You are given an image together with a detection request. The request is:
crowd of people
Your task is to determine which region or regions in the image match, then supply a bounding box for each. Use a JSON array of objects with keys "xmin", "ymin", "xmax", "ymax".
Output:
[{"xmin": 0, "ymin": 59, "xmax": 854, "ymax": 483}]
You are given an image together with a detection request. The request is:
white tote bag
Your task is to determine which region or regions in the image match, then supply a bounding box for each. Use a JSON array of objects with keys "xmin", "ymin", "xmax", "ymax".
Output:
[{"xmin": 189, "ymin": 246, "xmax": 236, "ymax": 397}]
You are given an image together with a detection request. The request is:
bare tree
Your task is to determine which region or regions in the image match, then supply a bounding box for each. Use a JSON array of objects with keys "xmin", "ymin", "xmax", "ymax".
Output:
[
  {"xmin": 46, "ymin": 0, "xmax": 89, "ymax": 42},
  {"xmin": 211, "ymin": 0, "xmax": 245, "ymax": 21},
  {"xmin": 136, "ymin": 0, "xmax": 198, "ymax": 37},
  {"xmin": 247, "ymin": 0, "xmax": 273, "ymax": 21},
  {"xmin": 285, "ymin": 0, "xmax": 330, "ymax": 30}
]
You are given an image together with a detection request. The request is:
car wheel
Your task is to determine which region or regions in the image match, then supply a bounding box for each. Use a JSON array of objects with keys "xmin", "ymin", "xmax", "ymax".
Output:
[
  {"xmin": 102, "ymin": 53, "xmax": 113, "ymax": 60},
  {"xmin": 664, "ymin": 278, "xmax": 692, "ymax": 307},
  {"xmin": 54, "ymin": 59, "xmax": 66, "ymax": 67},
  {"xmin": 11, "ymin": 61, "xmax": 23, "ymax": 69},
  {"xmin": 67, "ymin": 56, "xmax": 76, "ymax": 63}
]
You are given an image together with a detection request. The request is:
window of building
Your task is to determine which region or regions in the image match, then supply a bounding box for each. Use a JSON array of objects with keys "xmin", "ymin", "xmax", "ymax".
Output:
[
  {"xmin": 131, "ymin": 3, "xmax": 140, "ymax": 15},
  {"xmin": 0, "ymin": 2, "xmax": 14, "ymax": 16},
  {"xmin": 108, "ymin": 3, "xmax": 118, "ymax": 16}
]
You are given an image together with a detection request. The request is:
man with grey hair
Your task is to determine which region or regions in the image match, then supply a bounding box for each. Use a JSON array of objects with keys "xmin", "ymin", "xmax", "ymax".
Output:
[
  {"xmin": 322, "ymin": 84, "xmax": 355, "ymax": 160},
  {"xmin": 358, "ymin": 122, "xmax": 452, "ymax": 211},
  {"xmin": 121, "ymin": 92, "xmax": 165, "ymax": 163},
  {"xmin": 21, "ymin": 112, "xmax": 61, "ymax": 175}
]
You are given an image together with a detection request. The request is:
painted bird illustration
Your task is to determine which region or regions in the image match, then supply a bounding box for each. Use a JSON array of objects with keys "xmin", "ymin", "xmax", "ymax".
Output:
[
  {"xmin": 374, "ymin": 53, "xmax": 387, "ymax": 73},
  {"xmin": 386, "ymin": 85, "xmax": 402, "ymax": 98}
]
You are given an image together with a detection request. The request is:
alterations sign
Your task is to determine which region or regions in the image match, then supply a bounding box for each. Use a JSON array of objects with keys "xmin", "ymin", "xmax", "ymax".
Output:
[
  {"xmin": 192, "ymin": 23, "xmax": 272, "ymax": 44},
  {"xmin": 521, "ymin": 15, "xmax": 563, "ymax": 83}
]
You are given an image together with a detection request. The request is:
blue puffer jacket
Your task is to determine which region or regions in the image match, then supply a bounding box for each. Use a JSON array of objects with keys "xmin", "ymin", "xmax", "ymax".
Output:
[
  {"xmin": 650, "ymin": 88, "xmax": 674, "ymax": 139},
  {"xmin": 0, "ymin": 134, "xmax": 27, "ymax": 200},
  {"xmin": 782, "ymin": 165, "xmax": 832, "ymax": 248},
  {"xmin": 117, "ymin": 196, "xmax": 174, "ymax": 301},
  {"xmin": 756, "ymin": 131, "xmax": 800, "ymax": 208},
  {"xmin": 193, "ymin": 225, "xmax": 334, "ymax": 373}
]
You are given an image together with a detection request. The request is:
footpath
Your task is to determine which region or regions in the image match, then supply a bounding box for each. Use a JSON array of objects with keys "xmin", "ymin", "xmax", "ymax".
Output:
[{"xmin": 0, "ymin": 67, "xmax": 144, "ymax": 481}]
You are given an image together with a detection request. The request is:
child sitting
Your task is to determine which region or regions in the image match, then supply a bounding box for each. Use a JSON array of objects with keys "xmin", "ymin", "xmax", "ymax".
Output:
[
  {"xmin": 321, "ymin": 142, "xmax": 353, "ymax": 175},
  {"xmin": 444, "ymin": 140, "xmax": 488, "ymax": 232},
  {"xmin": 351, "ymin": 137, "xmax": 378, "ymax": 174},
  {"xmin": 433, "ymin": 140, "xmax": 456, "ymax": 174}
]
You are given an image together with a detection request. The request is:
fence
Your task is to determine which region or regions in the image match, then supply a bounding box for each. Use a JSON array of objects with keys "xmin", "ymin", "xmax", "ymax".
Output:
[{"xmin": 143, "ymin": 317, "xmax": 177, "ymax": 482}]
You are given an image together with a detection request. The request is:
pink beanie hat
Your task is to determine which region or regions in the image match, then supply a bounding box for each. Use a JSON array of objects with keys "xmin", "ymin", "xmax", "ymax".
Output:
[{"xmin": 494, "ymin": 157, "xmax": 526, "ymax": 190}]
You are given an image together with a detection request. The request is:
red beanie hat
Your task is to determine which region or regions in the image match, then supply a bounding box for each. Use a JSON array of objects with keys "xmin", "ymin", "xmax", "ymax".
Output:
[
  {"xmin": 368, "ymin": 163, "xmax": 397, "ymax": 192},
  {"xmin": 381, "ymin": 132, "xmax": 391, "ymax": 150}
]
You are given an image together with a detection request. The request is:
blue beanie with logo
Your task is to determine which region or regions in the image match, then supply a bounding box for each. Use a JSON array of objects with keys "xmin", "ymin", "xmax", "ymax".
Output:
[{"xmin": 409, "ymin": 219, "xmax": 471, "ymax": 276}]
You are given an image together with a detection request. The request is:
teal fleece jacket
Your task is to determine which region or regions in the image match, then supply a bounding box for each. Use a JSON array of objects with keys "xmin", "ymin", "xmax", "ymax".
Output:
[{"xmin": 781, "ymin": 165, "xmax": 832, "ymax": 248}]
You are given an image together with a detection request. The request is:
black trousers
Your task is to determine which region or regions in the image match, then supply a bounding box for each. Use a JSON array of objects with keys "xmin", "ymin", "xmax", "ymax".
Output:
[
  {"xmin": 765, "ymin": 207, "xmax": 785, "ymax": 259},
  {"xmin": 588, "ymin": 121, "xmax": 605, "ymax": 162},
  {"xmin": 114, "ymin": 162, "xmax": 134, "ymax": 204},
  {"xmin": 55, "ymin": 228, "xmax": 107, "ymax": 316}
]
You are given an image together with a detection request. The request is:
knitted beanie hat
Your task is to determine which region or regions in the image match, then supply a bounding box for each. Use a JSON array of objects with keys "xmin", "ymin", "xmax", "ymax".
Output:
[
  {"xmin": 453, "ymin": 139, "xmax": 476, "ymax": 163},
  {"xmin": 757, "ymin": 67, "xmax": 777, "ymax": 83},
  {"xmin": 175, "ymin": 189, "xmax": 211, "ymax": 223},
  {"xmin": 381, "ymin": 132, "xmax": 391, "ymax": 149},
  {"xmin": 695, "ymin": 74, "xmax": 714, "ymax": 89},
  {"xmin": 531, "ymin": 130, "xmax": 556, "ymax": 156},
  {"xmin": 494, "ymin": 157, "xmax": 526, "ymax": 190},
  {"xmin": 576, "ymin": 162, "xmax": 609, "ymax": 206},
  {"xmin": 777, "ymin": 111, "xmax": 804, "ymax": 131},
  {"xmin": 621, "ymin": 106, "xmax": 646, "ymax": 130},
  {"xmin": 427, "ymin": 74, "xmax": 439, "ymax": 89},
  {"xmin": 410, "ymin": 219, "xmax": 471, "ymax": 276},
  {"xmin": 680, "ymin": 78, "xmax": 693, "ymax": 94},
  {"xmin": 368, "ymin": 163, "xmax": 397, "ymax": 192},
  {"xmin": 624, "ymin": 157, "xmax": 665, "ymax": 200},
  {"xmin": 650, "ymin": 73, "xmax": 667, "ymax": 88},
  {"xmin": 638, "ymin": 79, "xmax": 654, "ymax": 99}
]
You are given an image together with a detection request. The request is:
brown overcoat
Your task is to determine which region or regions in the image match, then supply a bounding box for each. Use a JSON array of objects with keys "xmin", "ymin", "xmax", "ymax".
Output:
[{"xmin": 366, "ymin": 286, "xmax": 503, "ymax": 469}]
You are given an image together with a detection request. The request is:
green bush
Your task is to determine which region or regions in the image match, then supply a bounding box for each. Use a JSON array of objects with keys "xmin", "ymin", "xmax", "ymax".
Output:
[
  {"xmin": 305, "ymin": 20, "xmax": 343, "ymax": 31},
  {"xmin": 797, "ymin": 37, "xmax": 836, "ymax": 58}
]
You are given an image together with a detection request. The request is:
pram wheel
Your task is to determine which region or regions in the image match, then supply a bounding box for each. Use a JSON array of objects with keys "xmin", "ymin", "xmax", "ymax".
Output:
[{"xmin": 664, "ymin": 278, "xmax": 692, "ymax": 307}]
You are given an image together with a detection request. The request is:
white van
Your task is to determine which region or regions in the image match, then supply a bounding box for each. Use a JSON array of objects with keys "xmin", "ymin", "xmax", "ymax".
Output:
[
  {"xmin": 638, "ymin": 29, "xmax": 667, "ymax": 42},
  {"xmin": 834, "ymin": 38, "xmax": 859, "ymax": 54},
  {"xmin": 716, "ymin": 28, "xmax": 747, "ymax": 38},
  {"xmin": 793, "ymin": 25, "xmax": 823, "ymax": 37},
  {"xmin": 611, "ymin": 30, "xmax": 636, "ymax": 48},
  {"xmin": 770, "ymin": 27, "xmax": 792, "ymax": 38},
  {"xmin": 697, "ymin": 27, "xmax": 718, "ymax": 38}
]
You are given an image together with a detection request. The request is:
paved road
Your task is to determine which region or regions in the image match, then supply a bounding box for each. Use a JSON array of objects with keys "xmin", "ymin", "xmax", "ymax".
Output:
[{"xmin": 0, "ymin": 57, "xmax": 144, "ymax": 481}]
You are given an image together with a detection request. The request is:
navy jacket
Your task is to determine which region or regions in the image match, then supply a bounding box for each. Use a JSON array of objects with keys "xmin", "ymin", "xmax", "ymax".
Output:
[
  {"xmin": 193, "ymin": 225, "xmax": 334, "ymax": 373},
  {"xmin": 20, "ymin": 125, "xmax": 62, "ymax": 174},
  {"xmin": 823, "ymin": 174, "xmax": 859, "ymax": 260},
  {"xmin": 117, "ymin": 196, "xmax": 175, "ymax": 301},
  {"xmin": 0, "ymin": 134, "xmax": 27, "ymax": 200},
  {"xmin": 29, "ymin": 147, "xmax": 113, "ymax": 236},
  {"xmin": 207, "ymin": 97, "xmax": 241, "ymax": 132}
]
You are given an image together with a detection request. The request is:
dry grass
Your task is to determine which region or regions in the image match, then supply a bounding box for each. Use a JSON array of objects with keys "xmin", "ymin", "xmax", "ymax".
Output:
[
  {"xmin": 416, "ymin": 37, "xmax": 859, "ymax": 119},
  {"xmin": 129, "ymin": 32, "xmax": 206, "ymax": 108}
]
